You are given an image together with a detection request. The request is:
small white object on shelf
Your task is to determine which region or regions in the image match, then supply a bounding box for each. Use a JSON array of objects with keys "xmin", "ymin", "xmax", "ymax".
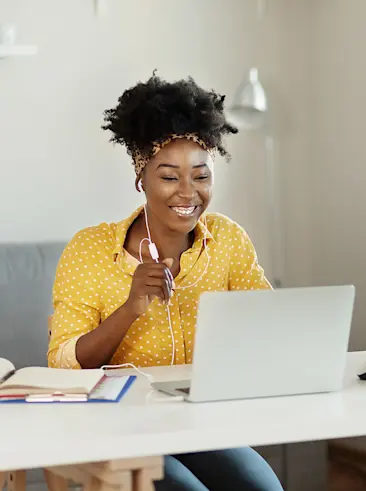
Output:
[
  {"xmin": 94, "ymin": 0, "xmax": 108, "ymax": 16},
  {"xmin": 0, "ymin": 24, "xmax": 37, "ymax": 60},
  {"xmin": 257, "ymin": 0, "xmax": 267, "ymax": 19},
  {"xmin": 0, "ymin": 45, "xmax": 38, "ymax": 59},
  {"xmin": 0, "ymin": 24, "xmax": 17, "ymax": 45}
]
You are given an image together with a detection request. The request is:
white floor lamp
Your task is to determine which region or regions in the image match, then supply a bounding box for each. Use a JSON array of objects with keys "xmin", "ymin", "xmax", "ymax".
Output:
[{"xmin": 226, "ymin": 68, "xmax": 283, "ymax": 288}]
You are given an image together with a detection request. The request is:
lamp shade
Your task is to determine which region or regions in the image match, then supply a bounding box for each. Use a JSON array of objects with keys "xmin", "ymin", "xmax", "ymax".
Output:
[{"xmin": 227, "ymin": 68, "xmax": 268, "ymax": 130}]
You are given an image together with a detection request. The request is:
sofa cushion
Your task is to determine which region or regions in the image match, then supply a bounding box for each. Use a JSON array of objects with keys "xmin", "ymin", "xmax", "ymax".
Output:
[{"xmin": 0, "ymin": 242, "xmax": 65, "ymax": 368}]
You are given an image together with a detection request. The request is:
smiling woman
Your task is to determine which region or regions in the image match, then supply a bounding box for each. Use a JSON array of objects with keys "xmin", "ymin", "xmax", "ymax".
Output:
[
  {"xmin": 136, "ymin": 138, "xmax": 213, "ymax": 249},
  {"xmin": 47, "ymin": 73, "xmax": 282, "ymax": 491}
]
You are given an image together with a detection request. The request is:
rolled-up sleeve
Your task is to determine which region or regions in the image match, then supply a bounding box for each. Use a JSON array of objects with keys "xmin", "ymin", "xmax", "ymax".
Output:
[{"xmin": 47, "ymin": 230, "xmax": 102, "ymax": 368}]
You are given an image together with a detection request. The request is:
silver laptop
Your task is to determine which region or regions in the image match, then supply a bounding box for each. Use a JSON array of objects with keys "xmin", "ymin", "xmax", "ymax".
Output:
[{"xmin": 152, "ymin": 286, "xmax": 355, "ymax": 402}]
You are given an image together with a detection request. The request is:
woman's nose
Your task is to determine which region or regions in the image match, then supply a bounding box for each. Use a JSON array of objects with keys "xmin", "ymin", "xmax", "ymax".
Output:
[{"xmin": 177, "ymin": 179, "xmax": 196, "ymax": 198}]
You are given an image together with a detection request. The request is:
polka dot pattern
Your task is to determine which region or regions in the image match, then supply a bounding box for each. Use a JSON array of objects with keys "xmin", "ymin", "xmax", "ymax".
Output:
[{"xmin": 47, "ymin": 206, "xmax": 271, "ymax": 369}]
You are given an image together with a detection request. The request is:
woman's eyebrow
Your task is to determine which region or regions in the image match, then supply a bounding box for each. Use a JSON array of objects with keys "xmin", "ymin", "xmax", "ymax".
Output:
[
  {"xmin": 156, "ymin": 163, "xmax": 179, "ymax": 169},
  {"xmin": 156, "ymin": 162, "xmax": 208, "ymax": 170}
]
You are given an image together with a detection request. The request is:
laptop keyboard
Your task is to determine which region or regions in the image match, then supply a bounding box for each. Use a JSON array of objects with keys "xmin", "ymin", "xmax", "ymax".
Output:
[{"xmin": 176, "ymin": 387, "xmax": 190, "ymax": 394}]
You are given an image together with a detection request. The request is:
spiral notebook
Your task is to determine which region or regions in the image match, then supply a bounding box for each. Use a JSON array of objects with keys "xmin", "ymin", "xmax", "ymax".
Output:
[{"xmin": 0, "ymin": 357, "xmax": 135, "ymax": 403}]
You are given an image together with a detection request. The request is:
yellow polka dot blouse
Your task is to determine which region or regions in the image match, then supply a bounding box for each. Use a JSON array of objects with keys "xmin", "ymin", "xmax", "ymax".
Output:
[{"xmin": 48, "ymin": 206, "xmax": 271, "ymax": 369}]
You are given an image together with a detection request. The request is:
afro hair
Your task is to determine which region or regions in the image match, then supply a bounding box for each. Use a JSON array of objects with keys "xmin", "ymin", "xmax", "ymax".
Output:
[{"xmin": 102, "ymin": 72, "xmax": 238, "ymax": 163}]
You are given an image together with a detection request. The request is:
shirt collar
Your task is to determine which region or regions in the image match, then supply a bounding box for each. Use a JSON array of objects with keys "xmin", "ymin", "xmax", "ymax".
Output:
[
  {"xmin": 191, "ymin": 213, "xmax": 215, "ymax": 251},
  {"xmin": 112, "ymin": 206, "xmax": 215, "ymax": 261},
  {"xmin": 112, "ymin": 206, "xmax": 144, "ymax": 260}
]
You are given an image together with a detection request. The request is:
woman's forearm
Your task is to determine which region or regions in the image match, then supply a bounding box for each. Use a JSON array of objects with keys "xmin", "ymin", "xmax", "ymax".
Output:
[{"xmin": 75, "ymin": 303, "xmax": 138, "ymax": 369}]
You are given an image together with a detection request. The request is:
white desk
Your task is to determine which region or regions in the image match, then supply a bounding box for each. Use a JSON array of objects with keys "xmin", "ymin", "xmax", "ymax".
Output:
[{"xmin": 1, "ymin": 352, "xmax": 366, "ymax": 478}]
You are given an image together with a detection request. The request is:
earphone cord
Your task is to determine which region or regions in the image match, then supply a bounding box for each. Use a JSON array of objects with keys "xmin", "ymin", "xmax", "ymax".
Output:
[
  {"xmin": 102, "ymin": 208, "xmax": 211, "ymax": 394},
  {"xmin": 101, "ymin": 363, "xmax": 184, "ymax": 402},
  {"xmin": 142, "ymin": 205, "xmax": 175, "ymax": 366},
  {"xmin": 101, "ymin": 362, "xmax": 154, "ymax": 383},
  {"xmin": 140, "ymin": 205, "xmax": 211, "ymax": 365},
  {"xmin": 143, "ymin": 205, "xmax": 211, "ymax": 291},
  {"xmin": 175, "ymin": 237, "xmax": 210, "ymax": 290},
  {"xmin": 139, "ymin": 237, "xmax": 150, "ymax": 263}
]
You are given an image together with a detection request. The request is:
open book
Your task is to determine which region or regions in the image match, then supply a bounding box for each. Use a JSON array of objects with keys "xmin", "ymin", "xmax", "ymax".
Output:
[{"xmin": 0, "ymin": 358, "xmax": 134, "ymax": 403}]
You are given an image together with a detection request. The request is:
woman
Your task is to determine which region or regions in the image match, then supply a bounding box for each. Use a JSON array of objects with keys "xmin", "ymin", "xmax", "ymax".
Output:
[{"xmin": 48, "ymin": 73, "xmax": 283, "ymax": 491}]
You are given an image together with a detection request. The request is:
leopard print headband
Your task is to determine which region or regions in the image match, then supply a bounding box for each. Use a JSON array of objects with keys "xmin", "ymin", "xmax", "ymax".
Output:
[{"xmin": 132, "ymin": 133, "xmax": 215, "ymax": 177}]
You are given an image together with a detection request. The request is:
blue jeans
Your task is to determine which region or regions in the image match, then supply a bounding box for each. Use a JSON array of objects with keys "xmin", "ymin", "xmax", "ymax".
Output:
[{"xmin": 155, "ymin": 448, "xmax": 284, "ymax": 491}]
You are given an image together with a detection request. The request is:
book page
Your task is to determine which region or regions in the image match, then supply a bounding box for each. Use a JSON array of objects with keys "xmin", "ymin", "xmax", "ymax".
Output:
[
  {"xmin": 0, "ymin": 367, "xmax": 103, "ymax": 395},
  {"xmin": 0, "ymin": 358, "xmax": 15, "ymax": 383}
]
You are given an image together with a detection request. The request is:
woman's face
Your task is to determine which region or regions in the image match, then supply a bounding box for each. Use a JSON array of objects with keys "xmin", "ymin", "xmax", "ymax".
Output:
[{"xmin": 142, "ymin": 139, "xmax": 214, "ymax": 234}]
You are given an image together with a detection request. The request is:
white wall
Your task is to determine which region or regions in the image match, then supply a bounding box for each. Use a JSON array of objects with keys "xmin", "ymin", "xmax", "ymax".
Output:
[
  {"xmin": 0, "ymin": 0, "xmax": 312, "ymax": 289},
  {"xmin": 309, "ymin": 0, "xmax": 366, "ymax": 351},
  {"xmin": 309, "ymin": 0, "xmax": 366, "ymax": 451}
]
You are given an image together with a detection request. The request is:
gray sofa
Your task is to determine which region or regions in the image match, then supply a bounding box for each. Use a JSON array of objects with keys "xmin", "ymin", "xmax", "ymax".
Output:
[
  {"xmin": 0, "ymin": 242, "xmax": 327, "ymax": 491},
  {"xmin": 0, "ymin": 243, "xmax": 65, "ymax": 491}
]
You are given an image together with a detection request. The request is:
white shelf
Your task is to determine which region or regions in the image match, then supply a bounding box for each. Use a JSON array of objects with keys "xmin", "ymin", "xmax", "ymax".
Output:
[{"xmin": 0, "ymin": 45, "xmax": 38, "ymax": 58}]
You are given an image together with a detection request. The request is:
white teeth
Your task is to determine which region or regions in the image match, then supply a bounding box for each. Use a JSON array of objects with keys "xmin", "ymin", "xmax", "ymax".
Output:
[{"xmin": 172, "ymin": 206, "xmax": 196, "ymax": 216}]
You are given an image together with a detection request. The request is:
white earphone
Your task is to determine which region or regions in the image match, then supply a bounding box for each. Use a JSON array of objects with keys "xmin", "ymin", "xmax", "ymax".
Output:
[
  {"xmin": 137, "ymin": 180, "xmax": 144, "ymax": 193},
  {"xmin": 141, "ymin": 204, "xmax": 210, "ymax": 366}
]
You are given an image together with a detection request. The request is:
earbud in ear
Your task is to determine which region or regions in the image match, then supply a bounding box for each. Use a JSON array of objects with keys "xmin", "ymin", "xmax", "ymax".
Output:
[{"xmin": 137, "ymin": 180, "xmax": 144, "ymax": 193}]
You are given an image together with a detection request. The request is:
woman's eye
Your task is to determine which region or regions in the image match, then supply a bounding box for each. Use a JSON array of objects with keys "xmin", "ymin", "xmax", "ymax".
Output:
[
  {"xmin": 162, "ymin": 176, "xmax": 178, "ymax": 181},
  {"xmin": 196, "ymin": 175, "xmax": 209, "ymax": 180},
  {"xmin": 161, "ymin": 175, "xmax": 209, "ymax": 182}
]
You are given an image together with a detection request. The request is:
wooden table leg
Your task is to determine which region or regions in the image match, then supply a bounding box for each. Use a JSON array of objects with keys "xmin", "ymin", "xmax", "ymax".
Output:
[
  {"xmin": 83, "ymin": 476, "xmax": 106, "ymax": 491},
  {"xmin": 46, "ymin": 466, "xmax": 132, "ymax": 491},
  {"xmin": 46, "ymin": 456, "xmax": 163, "ymax": 491},
  {"xmin": 0, "ymin": 472, "xmax": 6, "ymax": 490},
  {"xmin": 133, "ymin": 468, "xmax": 159, "ymax": 491},
  {"xmin": 44, "ymin": 469, "xmax": 69, "ymax": 491},
  {"xmin": 7, "ymin": 471, "xmax": 26, "ymax": 491}
]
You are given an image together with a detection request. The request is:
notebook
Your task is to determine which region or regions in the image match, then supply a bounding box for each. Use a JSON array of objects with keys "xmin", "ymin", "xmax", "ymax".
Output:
[{"xmin": 0, "ymin": 358, "xmax": 135, "ymax": 403}]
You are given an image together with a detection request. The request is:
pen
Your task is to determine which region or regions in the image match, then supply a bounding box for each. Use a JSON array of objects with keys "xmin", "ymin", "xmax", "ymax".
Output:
[
  {"xmin": 0, "ymin": 369, "xmax": 16, "ymax": 386},
  {"xmin": 25, "ymin": 394, "xmax": 88, "ymax": 403}
]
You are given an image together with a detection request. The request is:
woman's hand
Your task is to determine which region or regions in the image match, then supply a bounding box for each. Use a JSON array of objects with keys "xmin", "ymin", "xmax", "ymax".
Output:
[{"xmin": 125, "ymin": 258, "xmax": 174, "ymax": 317}]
